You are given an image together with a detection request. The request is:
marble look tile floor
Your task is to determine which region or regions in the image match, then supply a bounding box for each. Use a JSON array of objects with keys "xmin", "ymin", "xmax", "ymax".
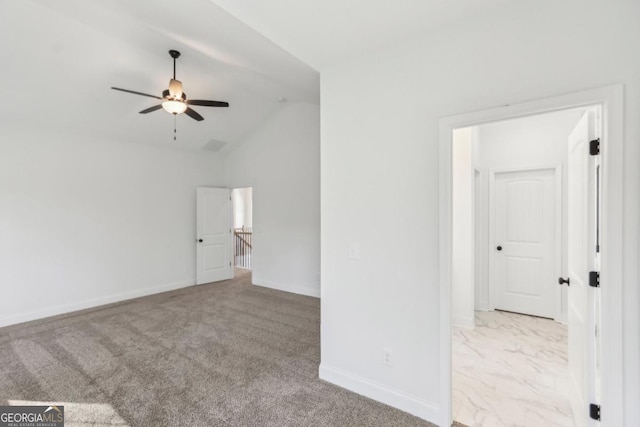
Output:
[{"xmin": 452, "ymin": 310, "xmax": 575, "ymax": 427}]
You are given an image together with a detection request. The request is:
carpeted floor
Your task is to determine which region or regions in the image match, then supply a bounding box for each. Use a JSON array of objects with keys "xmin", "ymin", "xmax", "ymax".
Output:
[{"xmin": 0, "ymin": 270, "xmax": 446, "ymax": 426}]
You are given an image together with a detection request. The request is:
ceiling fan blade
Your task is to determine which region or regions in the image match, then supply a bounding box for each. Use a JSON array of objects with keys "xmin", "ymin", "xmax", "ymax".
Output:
[
  {"xmin": 185, "ymin": 107, "xmax": 204, "ymax": 121},
  {"xmin": 139, "ymin": 105, "xmax": 163, "ymax": 114},
  {"xmin": 111, "ymin": 87, "xmax": 162, "ymax": 100},
  {"xmin": 187, "ymin": 99, "xmax": 229, "ymax": 107}
]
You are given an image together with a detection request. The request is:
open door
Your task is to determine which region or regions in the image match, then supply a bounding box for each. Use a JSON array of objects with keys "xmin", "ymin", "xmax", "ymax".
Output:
[
  {"xmin": 196, "ymin": 187, "xmax": 232, "ymax": 284},
  {"xmin": 566, "ymin": 109, "xmax": 600, "ymax": 426}
]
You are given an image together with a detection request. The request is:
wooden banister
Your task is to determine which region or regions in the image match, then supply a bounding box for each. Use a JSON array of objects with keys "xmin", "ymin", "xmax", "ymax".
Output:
[{"xmin": 234, "ymin": 232, "xmax": 252, "ymax": 249}]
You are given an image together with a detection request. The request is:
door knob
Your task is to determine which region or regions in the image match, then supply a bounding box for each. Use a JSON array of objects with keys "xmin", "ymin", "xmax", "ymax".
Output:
[
  {"xmin": 558, "ymin": 277, "xmax": 570, "ymax": 286},
  {"xmin": 198, "ymin": 239, "xmax": 203, "ymax": 243},
  {"xmin": 496, "ymin": 245, "xmax": 502, "ymax": 251}
]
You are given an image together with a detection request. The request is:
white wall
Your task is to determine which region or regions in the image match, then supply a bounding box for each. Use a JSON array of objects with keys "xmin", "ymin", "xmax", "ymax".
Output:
[
  {"xmin": 225, "ymin": 102, "xmax": 320, "ymax": 297},
  {"xmin": 0, "ymin": 127, "xmax": 224, "ymax": 327},
  {"xmin": 232, "ymin": 187, "xmax": 253, "ymax": 229},
  {"xmin": 320, "ymin": 0, "xmax": 639, "ymax": 424},
  {"xmin": 475, "ymin": 109, "xmax": 585, "ymax": 322},
  {"xmin": 451, "ymin": 128, "xmax": 474, "ymax": 329}
]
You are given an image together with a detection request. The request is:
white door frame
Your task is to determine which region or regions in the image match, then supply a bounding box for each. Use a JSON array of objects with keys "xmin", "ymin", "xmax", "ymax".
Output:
[
  {"xmin": 438, "ymin": 85, "xmax": 623, "ymax": 427},
  {"xmin": 488, "ymin": 164, "xmax": 563, "ymax": 321}
]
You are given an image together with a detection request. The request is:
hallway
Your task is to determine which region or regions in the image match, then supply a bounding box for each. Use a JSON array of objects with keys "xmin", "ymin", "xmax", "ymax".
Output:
[{"xmin": 453, "ymin": 311, "xmax": 574, "ymax": 427}]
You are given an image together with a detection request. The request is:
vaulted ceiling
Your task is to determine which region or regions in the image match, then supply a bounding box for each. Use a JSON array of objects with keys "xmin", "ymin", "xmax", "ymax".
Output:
[
  {"xmin": 209, "ymin": 0, "xmax": 516, "ymax": 70},
  {"xmin": 2, "ymin": 0, "xmax": 519, "ymax": 153},
  {"xmin": 0, "ymin": 0, "xmax": 319, "ymax": 152}
]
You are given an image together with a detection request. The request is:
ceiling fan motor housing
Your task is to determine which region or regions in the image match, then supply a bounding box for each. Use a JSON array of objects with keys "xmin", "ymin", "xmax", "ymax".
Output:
[{"xmin": 162, "ymin": 89, "xmax": 186, "ymax": 101}]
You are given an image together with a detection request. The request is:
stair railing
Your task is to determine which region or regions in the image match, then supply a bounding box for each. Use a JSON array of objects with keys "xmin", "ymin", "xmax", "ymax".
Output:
[{"xmin": 234, "ymin": 227, "xmax": 252, "ymax": 269}]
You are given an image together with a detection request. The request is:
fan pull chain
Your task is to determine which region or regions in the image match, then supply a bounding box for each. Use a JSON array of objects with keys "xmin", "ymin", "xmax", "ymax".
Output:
[{"xmin": 174, "ymin": 114, "xmax": 177, "ymax": 141}]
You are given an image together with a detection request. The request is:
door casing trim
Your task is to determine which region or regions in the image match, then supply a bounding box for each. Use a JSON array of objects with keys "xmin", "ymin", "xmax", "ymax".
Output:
[{"xmin": 438, "ymin": 85, "xmax": 624, "ymax": 427}]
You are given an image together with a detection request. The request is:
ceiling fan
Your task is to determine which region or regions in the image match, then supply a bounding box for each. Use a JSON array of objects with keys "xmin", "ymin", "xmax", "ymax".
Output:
[{"xmin": 111, "ymin": 50, "xmax": 229, "ymax": 122}]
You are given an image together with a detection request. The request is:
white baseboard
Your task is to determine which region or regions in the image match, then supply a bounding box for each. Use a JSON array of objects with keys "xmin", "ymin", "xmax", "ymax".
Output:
[
  {"xmin": 252, "ymin": 277, "xmax": 320, "ymax": 298},
  {"xmin": 0, "ymin": 279, "xmax": 195, "ymax": 328},
  {"xmin": 475, "ymin": 302, "xmax": 491, "ymax": 312},
  {"xmin": 318, "ymin": 363, "xmax": 440, "ymax": 424},
  {"xmin": 453, "ymin": 316, "xmax": 475, "ymax": 330}
]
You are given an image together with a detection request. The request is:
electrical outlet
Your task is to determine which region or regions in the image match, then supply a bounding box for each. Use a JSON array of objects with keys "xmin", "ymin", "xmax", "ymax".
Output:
[{"xmin": 382, "ymin": 348, "xmax": 393, "ymax": 366}]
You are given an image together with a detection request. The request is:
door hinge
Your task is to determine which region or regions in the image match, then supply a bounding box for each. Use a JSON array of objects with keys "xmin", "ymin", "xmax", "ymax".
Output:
[
  {"xmin": 589, "ymin": 271, "xmax": 600, "ymax": 288},
  {"xmin": 590, "ymin": 138, "xmax": 600, "ymax": 156},
  {"xmin": 589, "ymin": 403, "xmax": 601, "ymax": 421}
]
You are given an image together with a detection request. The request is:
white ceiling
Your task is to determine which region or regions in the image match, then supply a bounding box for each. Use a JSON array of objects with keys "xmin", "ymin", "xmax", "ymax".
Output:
[
  {"xmin": 1, "ymin": 0, "xmax": 522, "ymax": 152},
  {"xmin": 209, "ymin": 0, "xmax": 517, "ymax": 70},
  {"xmin": 0, "ymin": 0, "xmax": 319, "ymax": 152}
]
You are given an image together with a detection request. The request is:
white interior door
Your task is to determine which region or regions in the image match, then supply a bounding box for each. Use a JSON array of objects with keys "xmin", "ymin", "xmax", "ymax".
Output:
[
  {"xmin": 567, "ymin": 110, "xmax": 598, "ymax": 426},
  {"xmin": 490, "ymin": 167, "xmax": 560, "ymax": 318},
  {"xmin": 196, "ymin": 187, "xmax": 232, "ymax": 285}
]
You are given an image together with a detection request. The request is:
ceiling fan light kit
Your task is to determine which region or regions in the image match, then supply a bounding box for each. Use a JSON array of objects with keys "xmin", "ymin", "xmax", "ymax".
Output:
[
  {"xmin": 162, "ymin": 99, "xmax": 188, "ymax": 114},
  {"xmin": 168, "ymin": 78, "xmax": 183, "ymax": 98},
  {"xmin": 111, "ymin": 49, "xmax": 229, "ymax": 122}
]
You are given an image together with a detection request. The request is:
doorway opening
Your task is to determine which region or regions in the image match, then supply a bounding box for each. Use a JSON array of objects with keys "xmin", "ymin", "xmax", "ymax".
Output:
[
  {"xmin": 232, "ymin": 187, "xmax": 253, "ymax": 271},
  {"xmin": 439, "ymin": 85, "xmax": 624, "ymax": 427},
  {"xmin": 451, "ymin": 106, "xmax": 599, "ymax": 427}
]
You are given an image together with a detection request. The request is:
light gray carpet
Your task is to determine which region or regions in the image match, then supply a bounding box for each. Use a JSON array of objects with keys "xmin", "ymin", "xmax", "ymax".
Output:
[{"xmin": 0, "ymin": 269, "xmax": 441, "ymax": 426}]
